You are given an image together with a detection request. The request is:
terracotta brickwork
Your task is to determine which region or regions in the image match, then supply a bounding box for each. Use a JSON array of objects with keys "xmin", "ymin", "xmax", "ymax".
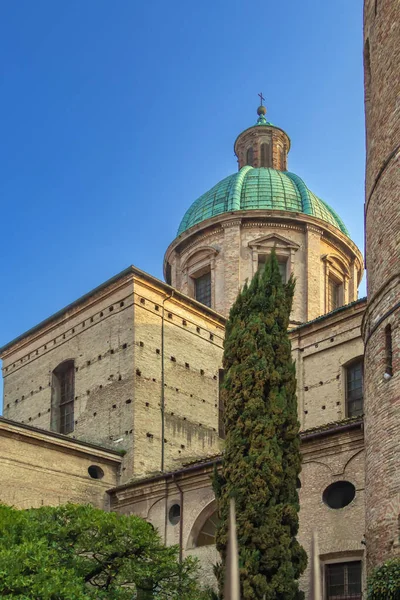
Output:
[
  {"xmin": 363, "ymin": 0, "xmax": 400, "ymax": 570},
  {"xmin": 109, "ymin": 423, "xmax": 365, "ymax": 596},
  {"xmin": 234, "ymin": 124, "xmax": 290, "ymax": 171},
  {"xmin": 0, "ymin": 417, "xmax": 121, "ymax": 509},
  {"xmin": 165, "ymin": 212, "xmax": 363, "ymax": 322}
]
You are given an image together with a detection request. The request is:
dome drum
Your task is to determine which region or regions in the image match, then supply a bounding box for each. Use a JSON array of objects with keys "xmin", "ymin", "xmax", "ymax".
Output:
[
  {"xmin": 165, "ymin": 211, "xmax": 363, "ymax": 322},
  {"xmin": 165, "ymin": 106, "xmax": 363, "ymax": 323}
]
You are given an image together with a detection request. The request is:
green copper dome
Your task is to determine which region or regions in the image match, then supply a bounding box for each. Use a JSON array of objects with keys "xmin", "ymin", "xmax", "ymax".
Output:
[{"xmin": 177, "ymin": 166, "xmax": 349, "ymax": 236}]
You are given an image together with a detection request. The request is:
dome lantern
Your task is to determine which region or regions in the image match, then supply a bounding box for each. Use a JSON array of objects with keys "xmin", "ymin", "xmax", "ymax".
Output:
[{"xmin": 234, "ymin": 100, "xmax": 291, "ymax": 171}]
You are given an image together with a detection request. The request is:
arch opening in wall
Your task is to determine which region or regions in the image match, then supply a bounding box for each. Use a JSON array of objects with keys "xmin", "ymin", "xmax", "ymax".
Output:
[
  {"xmin": 52, "ymin": 360, "xmax": 75, "ymax": 434},
  {"xmin": 196, "ymin": 511, "xmax": 220, "ymax": 547},
  {"xmin": 323, "ymin": 481, "xmax": 356, "ymax": 509}
]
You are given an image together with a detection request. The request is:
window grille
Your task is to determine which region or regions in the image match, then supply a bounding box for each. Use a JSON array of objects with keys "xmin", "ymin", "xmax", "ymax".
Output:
[
  {"xmin": 346, "ymin": 360, "xmax": 363, "ymax": 417},
  {"xmin": 326, "ymin": 561, "xmax": 362, "ymax": 600},
  {"xmin": 195, "ymin": 272, "xmax": 212, "ymax": 307}
]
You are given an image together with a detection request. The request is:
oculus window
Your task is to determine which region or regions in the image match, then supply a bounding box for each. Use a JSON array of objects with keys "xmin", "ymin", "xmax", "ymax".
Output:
[{"xmin": 323, "ymin": 481, "xmax": 356, "ymax": 509}]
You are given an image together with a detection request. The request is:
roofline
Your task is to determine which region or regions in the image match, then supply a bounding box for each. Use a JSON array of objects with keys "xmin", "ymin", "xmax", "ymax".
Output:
[
  {"xmin": 107, "ymin": 418, "xmax": 363, "ymax": 493},
  {"xmin": 0, "ymin": 265, "xmax": 225, "ymax": 355},
  {"xmin": 0, "ymin": 415, "xmax": 123, "ymax": 458},
  {"xmin": 165, "ymin": 209, "xmax": 364, "ymax": 277},
  {"xmin": 289, "ymin": 297, "xmax": 367, "ymax": 333}
]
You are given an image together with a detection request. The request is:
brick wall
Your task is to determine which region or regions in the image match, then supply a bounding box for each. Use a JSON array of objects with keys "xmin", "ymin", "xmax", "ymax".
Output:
[
  {"xmin": 363, "ymin": 0, "xmax": 400, "ymax": 570},
  {"xmin": 110, "ymin": 424, "xmax": 366, "ymax": 597},
  {"xmin": 0, "ymin": 268, "xmax": 225, "ymax": 482}
]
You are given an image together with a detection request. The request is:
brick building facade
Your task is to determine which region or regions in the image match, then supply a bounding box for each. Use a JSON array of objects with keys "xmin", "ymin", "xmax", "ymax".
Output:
[{"xmin": 1, "ymin": 16, "xmax": 398, "ymax": 590}]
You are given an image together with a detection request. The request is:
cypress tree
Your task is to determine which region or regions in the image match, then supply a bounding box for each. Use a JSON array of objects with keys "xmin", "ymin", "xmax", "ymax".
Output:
[{"xmin": 214, "ymin": 250, "xmax": 307, "ymax": 599}]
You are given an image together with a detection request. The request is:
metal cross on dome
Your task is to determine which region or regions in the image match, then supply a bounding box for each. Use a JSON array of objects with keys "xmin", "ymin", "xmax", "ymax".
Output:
[{"xmin": 258, "ymin": 92, "xmax": 265, "ymax": 106}]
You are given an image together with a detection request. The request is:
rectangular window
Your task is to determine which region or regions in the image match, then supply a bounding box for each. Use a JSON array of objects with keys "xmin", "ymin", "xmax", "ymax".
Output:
[
  {"xmin": 218, "ymin": 368, "xmax": 225, "ymax": 439},
  {"xmin": 328, "ymin": 278, "xmax": 341, "ymax": 311},
  {"xmin": 346, "ymin": 360, "xmax": 363, "ymax": 417},
  {"xmin": 258, "ymin": 255, "xmax": 287, "ymax": 283},
  {"xmin": 195, "ymin": 271, "xmax": 212, "ymax": 307},
  {"xmin": 59, "ymin": 367, "xmax": 74, "ymax": 434},
  {"xmin": 326, "ymin": 561, "xmax": 362, "ymax": 600}
]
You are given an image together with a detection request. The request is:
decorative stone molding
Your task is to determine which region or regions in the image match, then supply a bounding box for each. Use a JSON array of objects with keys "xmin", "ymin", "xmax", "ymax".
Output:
[{"xmin": 248, "ymin": 233, "xmax": 300, "ymax": 279}]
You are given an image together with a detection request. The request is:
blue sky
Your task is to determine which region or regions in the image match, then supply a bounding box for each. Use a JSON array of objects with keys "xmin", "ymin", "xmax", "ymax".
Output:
[{"xmin": 0, "ymin": 0, "xmax": 365, "ymax": 355}]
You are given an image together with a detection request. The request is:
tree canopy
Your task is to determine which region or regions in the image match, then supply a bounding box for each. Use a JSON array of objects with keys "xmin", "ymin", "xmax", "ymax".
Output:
[
  {"xmin": 0, "ymin": 503, "xmax": 201, "ymax": 599},
  {"xmin": 214, "ymin": 250, "xmax": 307, "ymax": 599}
]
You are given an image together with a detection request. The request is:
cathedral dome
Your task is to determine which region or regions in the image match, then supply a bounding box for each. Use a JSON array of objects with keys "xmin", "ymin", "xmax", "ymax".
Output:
[{"xmin": 177, "ymin": 166, "xmax": 349, "ymax": 237}]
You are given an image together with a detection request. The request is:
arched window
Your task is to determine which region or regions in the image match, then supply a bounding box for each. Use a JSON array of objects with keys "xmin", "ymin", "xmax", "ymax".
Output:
[
  {"xmin": 52, "ymin": 360, "xmax": 75, "ymax": 434},
  {"xmin": 246, "ymin": 147, "xmax": 254, "ymax": 166},
  {"xmin": 196, "ymin": 511, "xmax": 220, "ymax": 547},
  {"xmin": 260, "ymin": 142, "xmax": 271, "ymax": 167}
]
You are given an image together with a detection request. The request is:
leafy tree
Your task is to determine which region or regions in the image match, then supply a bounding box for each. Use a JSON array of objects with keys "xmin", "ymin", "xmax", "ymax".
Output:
[
  {"xmin": 368, "ymin": 558, "xmax": 400, "ymax": 599},
  {"xmin": 214, "ymin": 250, "xmax": 307, "ymax": 599},
  {"xmin": 0, "ymin": 503, "xmax": 201, "ymax": 599}
]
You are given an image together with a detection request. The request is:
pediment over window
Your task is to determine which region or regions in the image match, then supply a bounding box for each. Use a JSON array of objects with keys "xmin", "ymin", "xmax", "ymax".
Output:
[
  {"xmin": 181, "ymin": 246, "xmax": 219, "ymax": 271},
  {"xmin": 248, "ymin": 233, "xmax": 300, "ymax": 252},
  {"xmin": 322, "ymin": 253, "xmax": 350, "ymax": 278}
]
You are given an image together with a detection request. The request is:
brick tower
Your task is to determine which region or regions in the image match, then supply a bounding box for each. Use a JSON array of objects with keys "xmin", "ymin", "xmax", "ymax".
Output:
[{"xmin": 363, "ymin": 0, "xmax": 400, "ymax": 570}]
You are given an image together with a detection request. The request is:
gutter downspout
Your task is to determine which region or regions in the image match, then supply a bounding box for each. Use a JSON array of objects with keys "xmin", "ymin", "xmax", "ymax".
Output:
[{"xmin": 161, "ymin": 291, "xmax": 174, "ymax": 473}]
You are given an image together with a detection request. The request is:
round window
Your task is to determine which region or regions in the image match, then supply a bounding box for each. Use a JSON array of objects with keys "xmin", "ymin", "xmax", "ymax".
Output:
[
  {"xmin": 323, "ymin": 481, "xmax": 355, "ymax": 509},
  {"xmin": 168, "ymin": 504, "xmax": 181, "ymax": 525},
  {"xmin": 88, "ymin": 465, "xmax": 105, "ymax": 480}
]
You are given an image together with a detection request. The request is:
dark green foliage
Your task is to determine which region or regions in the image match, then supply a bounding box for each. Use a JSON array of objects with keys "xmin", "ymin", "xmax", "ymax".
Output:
[
  {"xmin": 214, "ymin": 250, "xmax": 307, "ymax": 599},
  {"xmin": 368, "ymin": 558, "xmax": 400, "ymax": 599},
  {"xmin": 0, "ymin": 503, "xmax": 201, "ymax": 599}
]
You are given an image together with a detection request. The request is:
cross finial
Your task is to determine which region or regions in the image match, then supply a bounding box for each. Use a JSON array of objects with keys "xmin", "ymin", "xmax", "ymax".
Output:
[{"xmin": 258, "ymin": 92, "xmax": 265, "ymax": 106}]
